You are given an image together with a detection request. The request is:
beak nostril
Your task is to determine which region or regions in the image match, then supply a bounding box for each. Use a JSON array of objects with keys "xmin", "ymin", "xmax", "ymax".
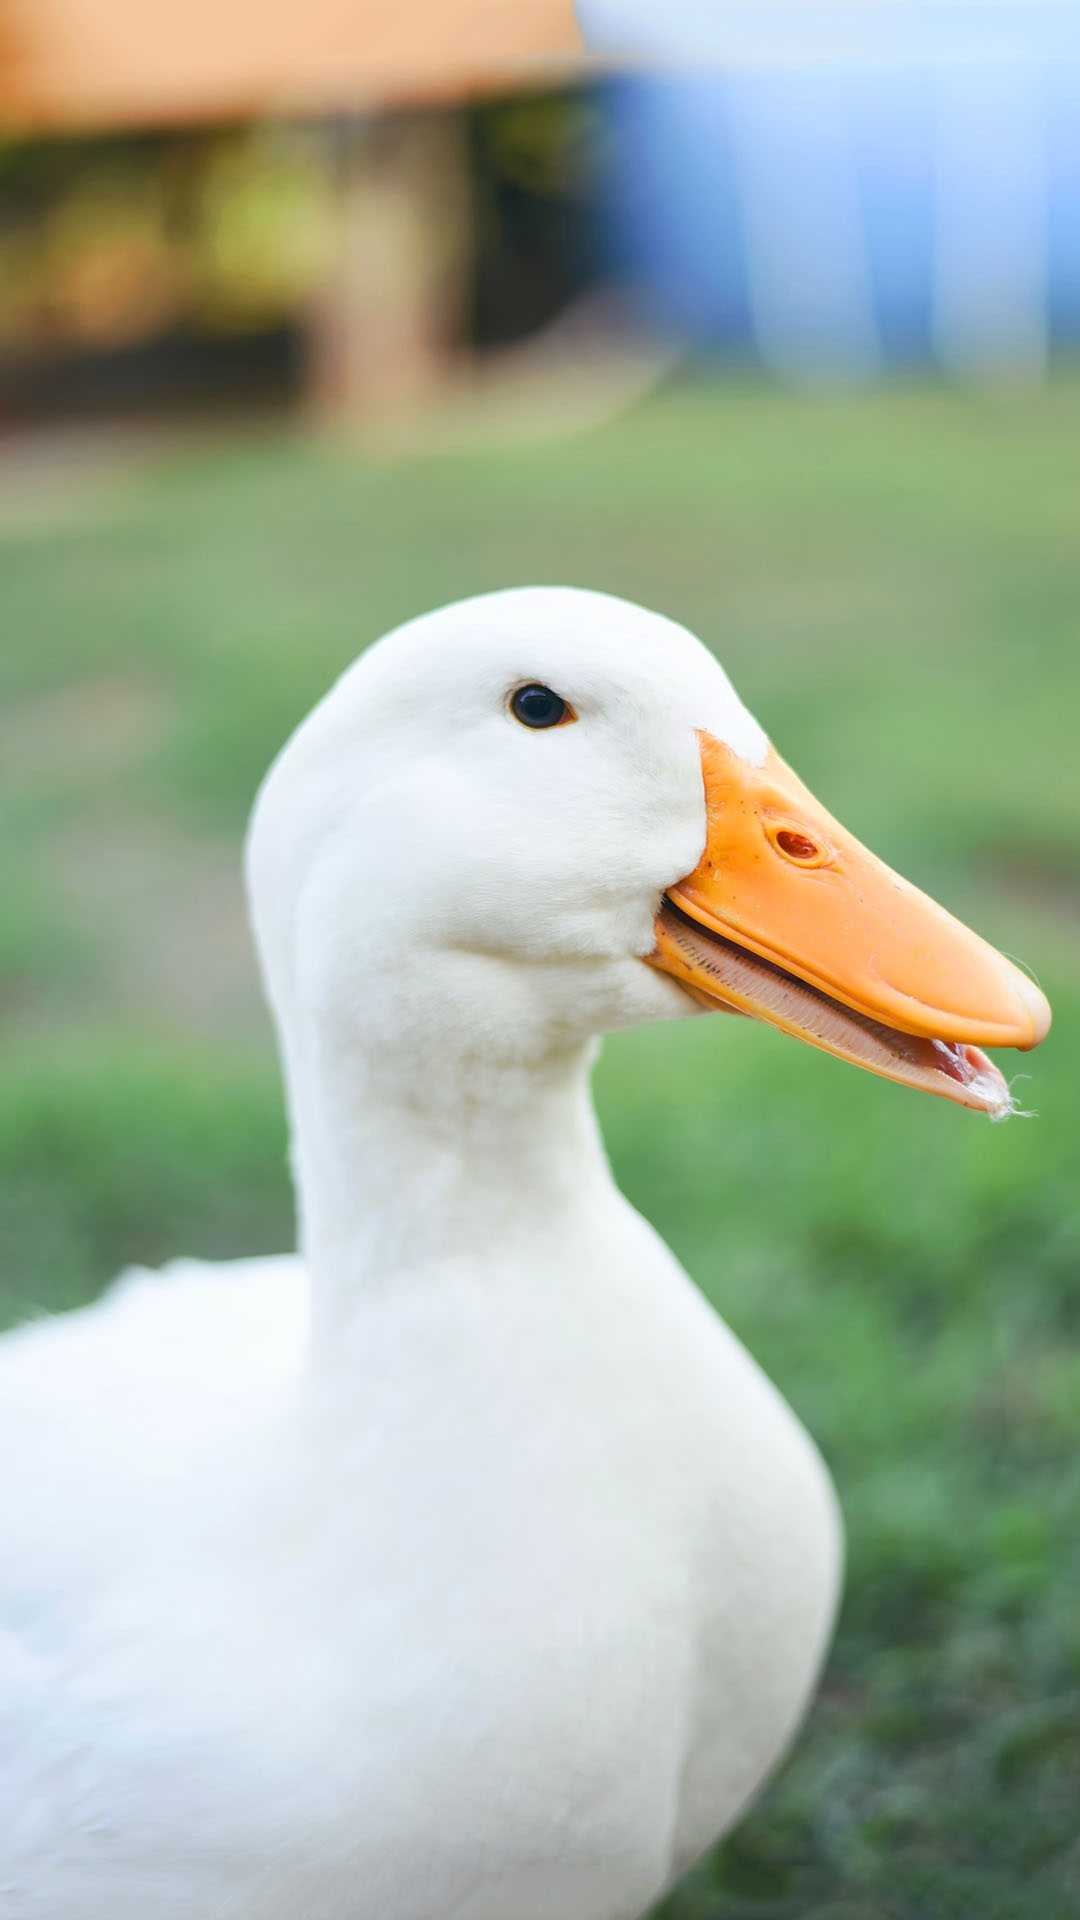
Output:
[{"xmin": 776, "ymin": 829, "xmax": 820, "ymax": 863}]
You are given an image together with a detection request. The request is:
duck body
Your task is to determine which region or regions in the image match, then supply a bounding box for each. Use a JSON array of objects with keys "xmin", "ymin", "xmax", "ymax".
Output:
[
  {"xmin": 1, "ymin": 588, "xmax": 1045, "ymax": 1919},
  {"xmin": 0, "ymin": 1178, "xmax": 838, "ymax": 1920}
]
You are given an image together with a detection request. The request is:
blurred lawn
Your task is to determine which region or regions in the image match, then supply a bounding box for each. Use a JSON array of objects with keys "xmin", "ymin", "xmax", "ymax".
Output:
[{"xmin": 2, "ymin": 377, "xmax": 1079, "ymax": 1917}]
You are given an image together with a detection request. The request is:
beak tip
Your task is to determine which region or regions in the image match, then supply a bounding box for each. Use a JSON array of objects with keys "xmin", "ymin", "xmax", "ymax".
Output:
[{"xmin": 1008, "ymin": 968, "xmax": 1052, "ymax": 1050}]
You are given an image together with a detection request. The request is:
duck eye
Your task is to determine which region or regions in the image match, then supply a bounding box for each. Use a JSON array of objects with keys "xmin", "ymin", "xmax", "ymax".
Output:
[{"xmin": 510, "ymin": 684, "xmax": 573, "ymax": 730}]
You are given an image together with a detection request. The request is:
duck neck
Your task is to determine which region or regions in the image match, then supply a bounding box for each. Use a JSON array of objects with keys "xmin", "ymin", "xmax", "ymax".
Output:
[{"xmin": 279, "ymin": 1015, "xmax": 612, "ymax": 1336}]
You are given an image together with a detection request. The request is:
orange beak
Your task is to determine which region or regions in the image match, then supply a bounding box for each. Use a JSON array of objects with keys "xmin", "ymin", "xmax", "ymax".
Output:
[{"xmin": 649, "ymin": 733, "xmax": 1051, "ymax": 1116}]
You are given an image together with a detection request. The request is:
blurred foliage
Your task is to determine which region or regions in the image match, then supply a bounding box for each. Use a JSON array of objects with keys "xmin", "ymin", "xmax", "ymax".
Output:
[
  {"xmin": 0, "ymin": 126, "xmax": 334, "ymax": 349},
  {"xmin": 483, "ymin": 90, "xmax": 602, "ymax": 198},
  {"xmin": 1, "ymin": 376, "xmax": 1078, "ymax": 1915},
  {"xmin": 0, "ymin": 96, "xmax": 591, "ymax": 360}
]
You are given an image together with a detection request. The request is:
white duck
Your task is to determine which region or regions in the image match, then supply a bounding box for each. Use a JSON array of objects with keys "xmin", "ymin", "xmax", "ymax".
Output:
[{"xmin": 0, "ymin": 588, "xmax": 1049, "ymax": 1920}]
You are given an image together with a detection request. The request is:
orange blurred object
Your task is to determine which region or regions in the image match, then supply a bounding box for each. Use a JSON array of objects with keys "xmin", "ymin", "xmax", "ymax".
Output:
[{"xmin": 0, "ymin": 0, "xmax": 584, "ymax": 130}]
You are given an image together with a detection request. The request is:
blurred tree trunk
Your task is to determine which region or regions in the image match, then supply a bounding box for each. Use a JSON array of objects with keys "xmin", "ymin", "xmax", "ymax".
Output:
[{"xmin": 306, "ymin": 109, "xmax": 472, "ymax": 429}]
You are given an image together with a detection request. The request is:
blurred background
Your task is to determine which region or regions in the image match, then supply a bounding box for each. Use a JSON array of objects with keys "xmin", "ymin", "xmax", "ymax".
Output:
[{"xmin": 1, "ymin": 6, "xmax": 1079, "ymax": 1917}]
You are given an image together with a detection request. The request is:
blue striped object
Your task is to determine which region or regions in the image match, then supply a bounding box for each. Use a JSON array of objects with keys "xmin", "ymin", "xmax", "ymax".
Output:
[{"xmin": 586, "ymin": 6, "xmax": 1080, "ymax": 376}]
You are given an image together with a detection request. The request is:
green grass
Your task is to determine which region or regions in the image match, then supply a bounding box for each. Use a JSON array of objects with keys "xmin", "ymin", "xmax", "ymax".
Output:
[{"xmin": 2, "ymin": 375, "xmax": 1079, "ymax": 1916}]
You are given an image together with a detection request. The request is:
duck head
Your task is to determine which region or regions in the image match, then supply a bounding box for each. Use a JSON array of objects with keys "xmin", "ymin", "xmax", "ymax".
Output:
[{"xmin": 248, "ymin": 586, "xmax": 1048, "ymax": 1118}]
